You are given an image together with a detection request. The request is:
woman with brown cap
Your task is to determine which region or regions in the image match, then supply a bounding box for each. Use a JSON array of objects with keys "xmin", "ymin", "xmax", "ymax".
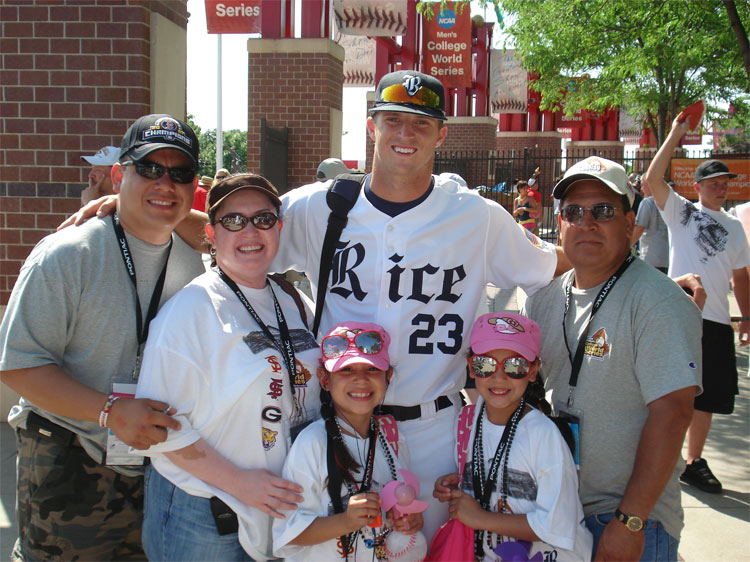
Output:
[{"xmin": 135, "ymin": 173, "xmax": 320, "ymax": 561}]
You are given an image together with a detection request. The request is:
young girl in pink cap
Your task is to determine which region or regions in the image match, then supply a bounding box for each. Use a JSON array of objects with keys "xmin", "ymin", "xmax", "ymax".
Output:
[
  {"xmin": 273, "ymin": 322, "xmax": 425, "ymax": 561},
  {"xmin": 433, "ymin": 312, "xmax": 592, "ymax": 561}
]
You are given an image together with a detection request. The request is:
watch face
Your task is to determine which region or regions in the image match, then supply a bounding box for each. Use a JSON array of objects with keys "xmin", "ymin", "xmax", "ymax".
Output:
[{"xmin": 626, "ymin": 516, "xmax": 643, "ymax": 532}]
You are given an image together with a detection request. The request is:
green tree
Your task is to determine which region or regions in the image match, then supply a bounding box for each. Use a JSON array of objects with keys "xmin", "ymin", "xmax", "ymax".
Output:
[
  {"xmin": 419, "ymin": 0, "xmax": 749, "ymax": 148},
  {"xmin": 186, "ymin": 115, "xmax": 248, "ymax": 177}
]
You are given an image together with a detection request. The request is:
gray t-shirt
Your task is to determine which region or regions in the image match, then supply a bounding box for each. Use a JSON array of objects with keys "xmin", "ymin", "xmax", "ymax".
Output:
[
  {"xmin": 635, "ymin": 196, "xmax": 669, "ymax": 269},
  {"xmin": 523, "ymin": 258, "xmax": 702, "ymax": 539},
  {"xmin": 0, "ymin": 215, "xmax": 204, "ymax": 473}
]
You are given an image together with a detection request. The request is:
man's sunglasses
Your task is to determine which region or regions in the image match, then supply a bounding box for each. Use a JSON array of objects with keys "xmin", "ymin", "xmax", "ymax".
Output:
[
  {"xmin": 215, "ymin": 212, "xmax": 279, "ymax": 232},
  {"xmin": 321, "ymin": 331, "xmax": 383, "ymax": 359},
  {"xmin": 122, "ymin": 160, "xmax": 197, "ymax": 184},
  {"xmin": 560, "ymin": 203, "xmax": 620, "ymax": 225},
  {"xmin": 468, "ymin": 354, "xmax": 531, "ymax": 379}
]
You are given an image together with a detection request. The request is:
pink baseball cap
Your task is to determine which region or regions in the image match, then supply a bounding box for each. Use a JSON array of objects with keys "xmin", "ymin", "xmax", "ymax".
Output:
[
  {"xmin": 469, "ymin": 313, "xmax": 541, "ymax": 361},
  {"xmin": 321, "ymin": 322, "xmax": 391, "ymax": 372}
]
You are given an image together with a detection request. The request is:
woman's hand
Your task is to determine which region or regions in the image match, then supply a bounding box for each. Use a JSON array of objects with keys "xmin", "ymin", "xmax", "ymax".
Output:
[{"xmin": 57, "ymin": 194, "xmax": 118, "ymax": 230}]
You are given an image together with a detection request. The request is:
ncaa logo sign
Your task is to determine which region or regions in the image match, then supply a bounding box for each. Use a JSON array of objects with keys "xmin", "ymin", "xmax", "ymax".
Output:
[{"xmin": 437, "ymin": 8, "xmax": 456, "ymax": 29}]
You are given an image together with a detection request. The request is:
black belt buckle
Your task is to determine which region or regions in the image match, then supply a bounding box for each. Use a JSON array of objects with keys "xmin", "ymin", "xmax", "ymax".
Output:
[
  {"xmin": 210, "ymin": 496, "xmax": 239, "ymax": 535},
  {"xmin": 24, "ymin": 411, "xmax": 75, "ymax": 447}
]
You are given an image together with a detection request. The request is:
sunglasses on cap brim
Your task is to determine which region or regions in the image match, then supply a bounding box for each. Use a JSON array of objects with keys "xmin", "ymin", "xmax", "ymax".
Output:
[
  {"xmin": 380, "ymin": 84, "xmax": 441, "ymax": 110},
  {"xmin": 321, "ymin": 331, "xmax": 383, "ymax": 359}
]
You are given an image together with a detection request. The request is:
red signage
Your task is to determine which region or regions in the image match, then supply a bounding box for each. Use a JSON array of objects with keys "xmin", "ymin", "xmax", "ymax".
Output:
[
  {"xmin": 205, "ymin": 0, "xmax": 261, "ymax": 34},
  {"xmin": 422, "ymin": 3, "xmax": 472, "ymax": 88}
]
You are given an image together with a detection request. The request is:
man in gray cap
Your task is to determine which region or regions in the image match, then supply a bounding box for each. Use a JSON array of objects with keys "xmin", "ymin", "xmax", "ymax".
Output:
[
  {"xmin": 80, "ymin": 145, "xmax": 120, "ymax": 205},
  {"xmin": 644, "ymin": 117, "xmax": 750, "ymax": 495},
  {"xmin": 316, "ymin": 157, "xmax": 351, "ymax": 181},
  {"xmin": 0, "ymin": 114, "xmax": 205, "ymax": 560},
  {"xmin": 524, "ymin": 155, "xmax": 701, "ymax": 560}
]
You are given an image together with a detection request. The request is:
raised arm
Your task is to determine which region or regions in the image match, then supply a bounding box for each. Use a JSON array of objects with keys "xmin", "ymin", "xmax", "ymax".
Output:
[{"xmin": 643, "ymin": 117, "xmax": 691, "ymax": 210}]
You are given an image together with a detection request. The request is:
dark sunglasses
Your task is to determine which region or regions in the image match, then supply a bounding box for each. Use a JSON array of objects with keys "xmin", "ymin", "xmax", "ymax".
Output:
[
  {"xmin": 321, "ymin": 331, "xmax": 383, "ymax": 359},
  {"xmin": 560, "ymin": 203, "xmax": 619, "ymax": 225},
  {"xmin": 215, "ymin": 212, "xmax": 279, "ymax": 232},
  {"xmin": 122, "ymin": 160, "xmax": 197, "ymax": 184},
  {"xmin": 468, "ymin": 354, "xmax": 531, "ymax": 379}
]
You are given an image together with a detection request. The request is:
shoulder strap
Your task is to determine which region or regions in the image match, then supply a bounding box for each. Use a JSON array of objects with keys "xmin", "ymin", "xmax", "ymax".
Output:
[
  {"xmin": 456, "ymin": 404, "xmax": 476, "ymax": 474},
  {"xmin": 312, "ymin": 173, "xmax": 367, "ymax": 336},
  {"xmin": 375, "ymin": 414, "xmax": 399, "ymax": 457},
  {"xmin": 268, "ymin": 273, "xmax": 308, "ymax": 328}
]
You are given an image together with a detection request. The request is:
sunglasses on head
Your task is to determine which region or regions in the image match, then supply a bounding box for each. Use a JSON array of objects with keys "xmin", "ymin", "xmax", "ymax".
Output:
[
  {"xmin": 215, "ymin": 212, "xmax": 279, "ymax": 232},
  {"xmin": 560, "ymin": 203, "xmax": 619, "ymax": 225},
  {"xmin": 321, "ymin": 331, "xmax": 383, "ymax": 359},
  {"xmin": 380, "ymin": 83, "xmax": 441, "ymax": 109},
  {"xmin": 468, "ymin": 354, "xmax": 531, "ymax": 379},
  {"xmin": 122, "ymin": 160, "xmax": 197, "ymax": 184}
]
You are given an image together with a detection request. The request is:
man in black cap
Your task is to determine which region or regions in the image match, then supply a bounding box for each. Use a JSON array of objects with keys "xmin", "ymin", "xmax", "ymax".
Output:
[
  {"xmin": 273, "ymin": 70, "xmax": 569, "ymax": 539},
  {"xmin": 0, "ymin": 114, "xmax": 206, "ymax": 560},
  {"xmin": 644, "ymin": 116, "xmax": 750, "ymax": 494}
]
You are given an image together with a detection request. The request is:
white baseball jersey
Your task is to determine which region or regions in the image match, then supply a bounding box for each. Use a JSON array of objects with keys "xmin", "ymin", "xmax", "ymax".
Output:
[{"xmin": 273, "ymin": 175, "xmax": 557, "ymax": 406}]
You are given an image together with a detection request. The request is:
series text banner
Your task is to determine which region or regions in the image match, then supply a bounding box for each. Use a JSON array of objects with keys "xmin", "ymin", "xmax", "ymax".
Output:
[
  {"xmin": 671, "ymin": 158, "xmax": 749, "ymax": 200},
  {"xmin": 422, "ymin": 3, "xmax": 471, "ymax": 88},
  {"xmin": 205, "ymin": 0, "xmax": 261, "ymax": 34}
]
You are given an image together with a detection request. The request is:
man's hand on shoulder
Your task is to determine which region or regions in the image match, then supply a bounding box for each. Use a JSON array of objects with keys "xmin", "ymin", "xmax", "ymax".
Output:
[
  {"xmin": 594, "ymin": 518, "xmax": 645, "ymax": 561},
  {"xmin": 58, "ymin": 194, "xmax": 118, "ymax": 230}
]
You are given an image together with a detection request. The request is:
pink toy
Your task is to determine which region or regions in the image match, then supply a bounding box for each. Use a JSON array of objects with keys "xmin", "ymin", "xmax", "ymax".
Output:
[{"xmin": 381, "ymin": 469, "xmax": 429, "ymax": 517}]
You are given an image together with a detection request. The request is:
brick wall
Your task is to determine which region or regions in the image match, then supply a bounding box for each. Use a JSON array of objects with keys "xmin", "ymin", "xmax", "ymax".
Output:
[
  {"xmin": 440, "ymin": 117, "xmax": 497, "ymax": 153},
  {"xmin": 0, "ymin": 1, "xmax": 187, "ymax": 305},
  {"xmin": 495, "ymin": 132, "xmax": 562, "ymax": 154},
  {"xmin": 247, "ymin": 40, "xmax": 344, "ymax": 190}
]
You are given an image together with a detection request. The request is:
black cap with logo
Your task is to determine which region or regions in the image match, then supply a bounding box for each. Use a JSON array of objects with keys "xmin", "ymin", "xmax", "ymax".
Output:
[
  {"xmin": 694, "ymin": 160, "xmax": 737, "ymax": 183},
  {"xmin": 120, "ymin": 114, "xmax": 200, "ymax": 168},
  {"xmin": 370, "ymin": 70, "xmax": 447, "ymax": 121}
]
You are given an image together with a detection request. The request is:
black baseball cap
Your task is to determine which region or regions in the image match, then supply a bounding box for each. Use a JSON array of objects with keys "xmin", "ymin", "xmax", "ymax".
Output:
[
  {"xmin": 119, "ymin": 114, "xmax": 200, "ymax": 168},
  {"xmin": 695, "ymin": 160, "xmax": 737, "ymax": 183},
  {"xmin": 369, "ymin": 70, "xmax": 447, "ymax": 121}
]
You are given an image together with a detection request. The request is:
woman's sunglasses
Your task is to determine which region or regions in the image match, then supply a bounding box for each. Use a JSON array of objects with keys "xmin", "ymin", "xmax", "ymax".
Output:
[
  {"xmin": 468, "ymin": 354, "xmax": 531, "ymax": 379},
  {"xmin": 321, "ymin": 331, "xmax": 383, "ymax": 359},
  {"xmin": 215, "ymin": 212, "xmax": 279, "ymax": 232},
  {"xmin": 560, "ymin": 203, "xmax": 619, "ymax": 225},
  {"xmin": 121, "ymin": 160, "xmax": 197, "ymax": 184}
]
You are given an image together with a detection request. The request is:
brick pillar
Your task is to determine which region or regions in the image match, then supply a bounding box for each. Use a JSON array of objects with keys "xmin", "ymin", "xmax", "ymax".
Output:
[
  {"xmin": 247, "ymin": 39, "xmax": 345, "ymax": 190},
  {"xmin": 0, "ymin": 1, "xmax": 188, "ymax": 306}
]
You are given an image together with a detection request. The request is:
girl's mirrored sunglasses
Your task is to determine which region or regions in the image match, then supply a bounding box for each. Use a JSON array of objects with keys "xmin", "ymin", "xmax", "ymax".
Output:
[
  {"xmin": 560, "ymin": 203, "xmax": 619, "ymax": 225},
  {"xmin": 215, "ymin": 212, "xmax": 279, "ymax": 232},
  {"xmin": 321, "ymin": 331, "xmax": 383, "ymax": 359},
  {"xmin": 468, "ymin": 354, "xmax": 531, "ymax": 379},
  {"xmin": 121, "ymin": 160, "xmax": 197, "ymax": 184}
]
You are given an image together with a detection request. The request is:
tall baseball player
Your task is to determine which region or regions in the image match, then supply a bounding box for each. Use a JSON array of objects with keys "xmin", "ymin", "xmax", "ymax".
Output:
[{"xmin": 273, "ymin": 70, "xmax": 566, "ymax": 539}]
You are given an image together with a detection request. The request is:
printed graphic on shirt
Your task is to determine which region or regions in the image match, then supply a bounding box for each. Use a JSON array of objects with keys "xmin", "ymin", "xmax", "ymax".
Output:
[
  {"xmin": 262, "ymin": 427, "xmax": 278, "ymax": 451},
  {"xmin": 680, "ymin": 200, "xmax": 728, "ymax": 263},
  {"xmin": 524, "ymin": 228, "xmax": 543, "ymax": 247},
  {"xmin": 584, "ymin": 327, "xmax": 611, "ymax": 358},
  {"xmin": 242, "ymin": 328, "xmax": 317, "ymax": 355}
]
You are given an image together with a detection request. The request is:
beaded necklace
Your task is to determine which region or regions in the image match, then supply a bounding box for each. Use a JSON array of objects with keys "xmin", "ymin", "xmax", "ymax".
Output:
[{"xmin": 471, "ymin": 398, "xmax": 526, "ymax": 558}]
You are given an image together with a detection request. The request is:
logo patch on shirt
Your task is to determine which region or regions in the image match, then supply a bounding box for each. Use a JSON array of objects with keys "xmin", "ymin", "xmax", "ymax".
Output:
[
  {"xmin": 523, "ymin": 228, "xmax": 542, "ymax": 247},
  {"xmin": 584, "ymin": 327, "xmax": 611, "ymax": 358},
  {"xmin": 262, "ymin": 427, "xmax": 278, "ymax": 451}
]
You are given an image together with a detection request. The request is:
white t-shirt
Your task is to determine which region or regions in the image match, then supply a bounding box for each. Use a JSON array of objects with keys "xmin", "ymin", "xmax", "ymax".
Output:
[
  {"xmin": 460, "ymin": 403, "xmax": 593, "ymax": 561},
  {"xmin": 136, "ymin": 271, "xmax": 321, "ymax": 561},
  {"xmin": 273, "ymin": 417, "xmax": 408, "ymax": 561},
  {"xmin": 661, "ymin": 189, "xmax": 750, "ymax": 324}
]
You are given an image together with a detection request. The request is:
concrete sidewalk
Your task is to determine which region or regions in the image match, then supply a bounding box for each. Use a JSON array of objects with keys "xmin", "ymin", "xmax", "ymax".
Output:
[{"xmin": 1, "ymin": 285, "xmax": 748, "ymax": 560}]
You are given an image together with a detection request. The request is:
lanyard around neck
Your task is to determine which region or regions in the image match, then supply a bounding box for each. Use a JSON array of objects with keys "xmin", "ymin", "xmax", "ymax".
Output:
[
  {"xmin": 217, "ymin": 268, "xmax": 302, "ymax": 415},
  {"xmin": 112, "ymin": 213, "xmax": 172, "ymax": 379},
  {"xmin": 562, "ymin": 254, "xmax": 634, "ymax": 402}
]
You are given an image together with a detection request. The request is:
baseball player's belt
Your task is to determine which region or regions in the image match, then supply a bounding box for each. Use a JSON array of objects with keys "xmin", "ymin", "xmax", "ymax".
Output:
[{"xmin": 378, "ymin": 395, "xmax": 455, "ymax": 422}]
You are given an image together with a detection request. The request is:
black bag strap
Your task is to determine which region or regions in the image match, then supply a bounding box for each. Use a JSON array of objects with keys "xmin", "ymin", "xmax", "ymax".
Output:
[
  {"xmin": 312, "ymin": 173, "xmax": 367, "ymax": 336},
  {"xmin": 268, "ymin": 273, "xmax": 308, "ymax": 328}
]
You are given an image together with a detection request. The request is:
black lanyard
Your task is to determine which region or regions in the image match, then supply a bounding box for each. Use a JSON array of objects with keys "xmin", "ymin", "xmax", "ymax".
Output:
[
  {"xmin": 112, "ymin": 213, "xmax": 172, "ymax": 379},
  {"xmin": 356, "ymin": 422, "xmax": 378, "ymax": 494},
  {"xmin": 217, "ymin": 268, "xmax": 302, "ymax": 416},
  {"xmin": 562, "ymin": 254, "xmax": 634, "ymax": 404}
]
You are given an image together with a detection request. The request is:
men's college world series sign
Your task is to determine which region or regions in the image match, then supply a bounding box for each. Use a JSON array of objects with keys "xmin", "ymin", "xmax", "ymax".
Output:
[
  {"xmin": 422, "ymin": 3, "xmax": 471, "ymax": 88},
  {"xmin": 205, "ymin": 0, "xmax": 261, "ymax": 34}
]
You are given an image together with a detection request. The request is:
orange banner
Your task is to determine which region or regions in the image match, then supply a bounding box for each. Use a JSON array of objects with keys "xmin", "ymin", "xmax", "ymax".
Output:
[
  {"xmin": 670, "ymin": 158, "xmax": 750, "ymax": 201},
  {"xmin": 422, "ymin": 3, "xmax": 471, "ymax": 88},
  {"xmin": 205, "ymin": 0, "xmax": 261, "ymax": 34}
]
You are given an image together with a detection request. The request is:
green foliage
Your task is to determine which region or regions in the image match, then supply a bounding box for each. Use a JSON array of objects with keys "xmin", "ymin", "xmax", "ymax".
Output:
[{"xmin": 186, "ymin": 114, "xmax": 248, "ymax": 177}]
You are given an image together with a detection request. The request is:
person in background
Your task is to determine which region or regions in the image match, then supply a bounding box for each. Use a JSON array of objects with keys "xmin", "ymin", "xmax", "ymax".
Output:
[
  {"xmin": 631, "ymin": 178, "xmax": 669, "ymax": 273},
  {"xmin": 513, "ymin": 180, "xmax": 539, "ymax": 230},
  {"xmin": 192, "ymin": 175, "xmax": 213, "ymax": 212},
  {"xmin": 80, "ymin": 145, "xmax": 120, "ymax": 205},
  {"xmin": 316, "ymin": 158, "xmax": 352, "ymax": 182},
  {"xmin": 213, "ymin": 168, "xmax": 230, "ymax": 186}
]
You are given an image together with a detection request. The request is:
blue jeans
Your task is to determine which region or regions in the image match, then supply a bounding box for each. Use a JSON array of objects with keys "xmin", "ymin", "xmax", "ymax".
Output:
[
  {"xmin": 143, "ymin": 465, "xmax": 253, "ymax": 561},
  {"xmin": 585, "ymin": 512, "xmax": 679, "ymax": 561}
]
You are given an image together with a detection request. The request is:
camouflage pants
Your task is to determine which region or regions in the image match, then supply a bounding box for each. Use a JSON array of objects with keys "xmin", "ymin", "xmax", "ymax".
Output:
[{"xmin": 12, "ymin": 424, "xmax": 145, "ymax": 561}]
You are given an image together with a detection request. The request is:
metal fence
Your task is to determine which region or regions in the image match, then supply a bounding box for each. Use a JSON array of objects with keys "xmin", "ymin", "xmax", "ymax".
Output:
[{"xmin": 434, "ymin": 147, "xmax": 746, "ymax": 242}]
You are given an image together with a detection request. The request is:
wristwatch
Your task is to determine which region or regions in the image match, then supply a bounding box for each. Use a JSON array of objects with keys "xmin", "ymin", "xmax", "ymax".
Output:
[{"xmin": 615, "ymin": 509, "xmax": 644, "ymax": 532}]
